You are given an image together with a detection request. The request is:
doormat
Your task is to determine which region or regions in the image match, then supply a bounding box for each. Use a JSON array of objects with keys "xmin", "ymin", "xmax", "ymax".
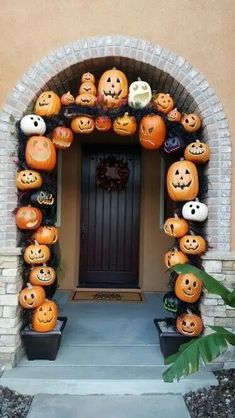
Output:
[{"xmin": 70, "ymin": 290, "xmax": 144, "ymax": 303}]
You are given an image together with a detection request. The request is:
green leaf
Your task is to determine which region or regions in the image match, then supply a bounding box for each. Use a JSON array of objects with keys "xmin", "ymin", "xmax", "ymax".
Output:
[
  {"xmin": 171, "ymin": 264, "xmax": 235, "ymax": 307},
  {"xmin": 163, "ymin": 327, "xmax": 235, "ymax": 382}
]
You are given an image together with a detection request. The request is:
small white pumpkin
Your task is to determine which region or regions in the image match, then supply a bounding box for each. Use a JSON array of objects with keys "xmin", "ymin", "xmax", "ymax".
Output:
[
  {"xmin": 20, "ymin": 114, "xmax": 46, "ymax": 136},
  {"xmin": 182, "ymin": 198, "xmax": 208, "ymax": 222},
  {"xmin": 128, "ymin": 78, "xmax": 152, "ymax": 108}
]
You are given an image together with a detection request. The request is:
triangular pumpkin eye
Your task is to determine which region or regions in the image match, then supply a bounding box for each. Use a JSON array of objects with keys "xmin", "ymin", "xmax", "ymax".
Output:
[
  {"xmin": 107, "ymin": 77, "xmax": 111, "ymax": 82},
  {"xmin": 185, "ymin": 169, "xmax": 190, "ymax": 174},
  {"xmin": 175, "ymin": 169, "xmax": 179, "ymax": 175}
]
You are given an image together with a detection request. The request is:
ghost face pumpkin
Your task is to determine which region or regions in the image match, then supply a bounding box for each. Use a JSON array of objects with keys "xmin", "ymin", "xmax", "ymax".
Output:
[
  {"xmin": 32, "ymin": 299, "xmax": 58, "ymax": 333},
  {"xmin": 152, "ymin": 93, "xmax": 174, "ymax": 114},
  {"xmin": 176, "ymin": 313, "xmax": 203, "ymax": 337},
  {"xmin": 79, "ymin": 82, "xmax": 97, "ymax": 96},
  {"xmin": 182, "ymin": 199, "xmax": 208, "ymax": 222},
  {"xmin": 25, "ymin": 136, "xmax": 56, "ymax": 171},
  {"xmin": 167, "ymin": 160, "xmax": 199, "ymax": 201},
  {"xmin": 184, "ymin": 140, "xmax": 210, "ymax": 164},
  {"xmin": 81, "ymin": 72, "xmax": 95, "ymax": 84},
  {"xmin": 167, "ymin": 108, "xmax": 182, "ymax": 123},
  {"xmin": 51, "ymin": 127, "xmax": 74, "ymax": 149},
  {"xmin": 30, "ymin": 265, "xmax": 56, "ymax": 286},
  {"xmin": 34, "ymin": 91, "xmax": 61, "ymax": 117},
  {"xmin": 164, "ymin": 135, "xmax": 184, "ymax": 154},
  {"xmin": 24, "ymin": 244, "xmax": 50, "ymax": 264},
  {"xmin": 181, "ymin": 113, "xmax": 202, "ymax": 133},
  {"xmin": 164, "ymin": 215, "xmax": 188, "ymax": 238},
  {"xmin": 179, "ymin": 235, "xmax": 206, "ymax": 255},
  {"xmin": 19, "ymin": 283, "xmax": 45, "ymax": 309},
  {"xmin": 34, "ymin": 226, "xmax": 58, "ymax": 245},
  {"xmin": 16, "ymin": 170, "xmax": 42, "ymax": 191},
  {"xmin": 60, "ymin": 91, "xmax": 75, "ymax": 106},
  {"xmin": 16, "ymin": 206, "xmax": 42, "ymax": 230},
  {"xmin": 98, "ymin": 68, "xmax": 128, "ymax": 108},
  {"xmin": 128, "ymin": 79, "xmax": 152, "ymax": 108},
  {"xmin": 71, "ymin": 116, "xmax": 95, "ymax": 134},
  {"xmin": 75, "ymin": 94, "xmax": 97, "ymax": 107},
  {"xmin": 95, "ymin": 116, "xmax": 112, "ymax": 132},
  {"xmin": 139, "ymin": 115, "xmax": 166, "ymax": 150},
  {"xmin": 113, "ymin": 113, "xmax": 137, "ymax": 136},
  {"xmin": 175, "ymin": 273, "xmax": 203, "ymax": 303},
  {"xmin": 164, "ymin": 248, "xmax": 189, "ymax": 268},
  {"xmin": 163, "ymin": 291, "xmax": 182, "ymax": 313},
  {"xmin": 20, "ymin": 114, "xmax": 46, "ymax": 136},
  {"xmin": 30, "ymin": 190, "xmax": 55, "ymax": 208}
]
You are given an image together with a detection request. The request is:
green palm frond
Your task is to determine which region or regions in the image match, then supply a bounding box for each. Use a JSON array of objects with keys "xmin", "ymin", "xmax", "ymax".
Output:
[{"xmin": 163, "ymin": 326, "xmax": 235, "ymax": 382}]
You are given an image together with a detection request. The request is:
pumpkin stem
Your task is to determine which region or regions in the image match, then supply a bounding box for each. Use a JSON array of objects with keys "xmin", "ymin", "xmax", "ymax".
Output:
[
  {"xmin": 26, "ymin": 283, "xmax": 32, "ymax": 288},
  {"xmin": 34, "ymin": 240, "xmax": 39, "ymax": 246},
  {"xmin": 174, "ymin": 214, "xmax": 179, "ymax": 219},
  {"xmin": 43, "ymin": 263, "xmax": 47, "ymax": 267},
  {"xmin": 137, "ymin": 77, "xmax": 142, "ymax": 81}
]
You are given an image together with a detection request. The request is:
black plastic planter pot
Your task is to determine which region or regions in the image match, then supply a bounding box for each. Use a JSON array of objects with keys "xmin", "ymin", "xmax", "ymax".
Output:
[
  {"xmin": 154, "ymin": 318, "xmax": 193, "ymax": 357},
  {"xmin": 21, "ymin": 316, "xmax": 67, "ymax": 361}
]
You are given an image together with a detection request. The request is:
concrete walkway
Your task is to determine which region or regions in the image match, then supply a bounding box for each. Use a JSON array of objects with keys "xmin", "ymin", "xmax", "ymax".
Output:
[{"xmin": 27, "ymin": 394, "xmax": 190, "ymax": 418}]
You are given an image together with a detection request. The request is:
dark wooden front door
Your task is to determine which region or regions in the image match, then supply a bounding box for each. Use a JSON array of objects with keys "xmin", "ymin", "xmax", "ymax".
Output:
[{"xmin": 79, "ymin": 145, "xmax": 141, "ymax": 288}]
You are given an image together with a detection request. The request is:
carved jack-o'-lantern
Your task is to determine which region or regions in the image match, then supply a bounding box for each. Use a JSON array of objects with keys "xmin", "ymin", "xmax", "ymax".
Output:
[
  {"xmin": 139, "ymin": 115, "xmax": 166, "ymax": 150},
  {"xmin": 24, "ymin": 244, "xmax": 50, "ymax": 264},
  {"xmin": 176, "ymin": 313, "xmax": 203, "ymax": 337},
  {"xmin": 181, "ymin": 113, "xmax": 202, "ymax": 133},
  {"xmin": 16, "ymin": 206, "xmax": 42, "ymax": 230},
  {"xmin": 20, "ymin": 114, "xmax": 46, "ymax": 136},
  {"xmin": 167, "ymin": 160, "xmax": 199, "ymax": 201},
  {"xmin": 16, "ymin": 170, "xmax": 42, "ymax": 191},
  {"xmin": 81, "ymin": 72, "xmax": 95, "ymax": 84},
  {"xmin": 51, "ymin": 127, "xmax": 74, "ymax": 149},
  {"xmin": 19, "ymin": 283, "xmax": 45, "ymax": 309},
  {"xmin": 95, "ymin": 116, "xmax": 112, "ymax": 132},
  {"xmin": 34, "ymin": 226, "xmax": 58, "ymax": 245},
  {"xmin": 128, "ymin": 79, "xmax": 152, "ymax": 108},
  {"xmin": 164, "ymin": 134, "xmax": 184, "ymax": 154},
  {"xmin": 164, "ymin": 248, "xmax": 189, "ymax": 269},
  {"xmin": 98, "ymin": 68, "xmax": 128, "ymax": 108},
  {"xmin": 184, "ymin": 140, "xmax": 210, "ymax": 164},
  {"xmin": 25, "ymin": 136, "xmax": 56, "ymax": 171},
  {"xmin": 164, "ymin": 215, "xmax": 189, "ymax": 238},
  {"xmin": 79, "ymin": 82, "xmax": 97, "ymax": 96},
  {"xmin": 163, "ymin": 291, "xmax": 182, "ymax": 313},
  {"xmin": 75, "ymin": 93, "xmax": 97, "ymax": 107},
  {"xmin": 175, "ymin": 273, "xmax": 203, "ymax": 303},
  {"xmin": 30, "ymin": 190, "xmax": 55, "ymax": 208},
  {"xmin": 60, "ymin": 91, "xmax": 75, "ymax": 106},
  {"xmin": 167, "ymin": 108, "xmax": 182, "ymax": 123},
  {"xmin": 152, "ymin": 93, "xmax": 174, "ymax": 114},
  {"xmin": 113, "ymin": 113, "xmax": 137, "ymax": 136},
  {"xmin": 179, "ymin": 235, "xmax": 206, "ymax": 255},
  {"xmin": 71, "ymin": 116, "xmax": 95, "ymax": 134},
  {"xmin": 34, "ymin": 91, "xmax": 61, "ymax": 117},
  {"xmin": 30, "ymin": 265, "xmax": 56, "ymax": 286},
  {"xmin": 32, "ymin": 299, "xmax": 58, "ymax": 333},
  {"xmin": 182, "ymin": 198, "xmax": 208, "ymax": 222}
]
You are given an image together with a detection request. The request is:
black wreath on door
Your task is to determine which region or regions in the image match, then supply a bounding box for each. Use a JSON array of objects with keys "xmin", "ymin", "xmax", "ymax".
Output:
[{"xmin": 96, "ymin": 157, "xmax": 129, "ymax": 192}]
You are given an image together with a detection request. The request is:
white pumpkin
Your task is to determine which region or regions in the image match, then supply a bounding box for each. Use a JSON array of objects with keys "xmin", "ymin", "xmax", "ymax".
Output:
[
  {"xmin": 182, "ymin": 198, "xmax": 208, "ymax": 222},
  {"xmin": 128, "ymin": 78, "xmax": 152, "ymax": 108},
  {"xmin": 20, "ymin": 114, "xmax": 46, "ymax": 136}
]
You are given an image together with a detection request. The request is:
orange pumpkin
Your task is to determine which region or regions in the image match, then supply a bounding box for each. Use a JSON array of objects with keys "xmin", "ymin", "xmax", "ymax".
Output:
[
  {"xmin": 75, "ymin": 93, "xmax": 97, "ymax": 107},
  {"xmin": 98, "ymin": 68, "xmax": 128, "ymax": 108},
  {"xmin": 24, "ymin": 244, "xmax": 50, "ymax": 264},
  {"xmin": 32, "ymin": 299, "xmax": 58, "ymax": 332},
  {"xmin": 179, "ymin": 235, "xmax": 206, "ymax": 255},
  {"xmin": 113, "ymin": 113, "xmax": 137, "ymax": 136},
  {"xmin": 30, "ymin": 265, "xmax": 56, "ymax": 286},
  {"xmin": 152, "ymin": 93, "xmax": 174, "ymax": 114},
  {"xmin": 164, "ymin": 215, "xmax": 189, "ymax": 238},
  {"xmin": 81, "ymin": 72, "xmax": 95, "ymax": 84},
  {"xmin": 51, "ymin": 127, "xmax": 73, "ymax": 149},
  {"xmin": 167, "ymin": 159, "xmax": 199, "ymax": 201},
  {"xmin": 25, "ymin": 136, "xmax": 56, "ymax": 171},
  {"xmin": 79, "ymin": 82, "xmax": 97, "ymax": 96},
  {"xmin": 19, "ymin": 283, "xmax": 45, "ymax": 309},
  {"xmin": 71, "ymin": 116, "xmax": 95, "ymax": 134},
  {"xmin": 181, "ymin": 113, "xmax": 202, "ymax": 133},
  {"xmin": 95, "ymin": 116, "xmax": 112, "ymax": 132},
  {"xmin": 16, "ymin": 206, "xmax": 42, "ymax": 230},
  {"xmin": 16, "ymin": 170, "xmax": 42, "ymax": 191},
  {"xmin": 34, "ymin": 91, "xmax": 61, "ymax": 117},
  {"xmin": 167, "ymin": 108, "xmax": 182, "ymax": 123},
  {"xmin": 34, "ymin": 226, "xmax": 58, "ymax": 245},
  {"xmin": 60, "ymin": 91, "xmax": 75, "ymax": 106},
  {"xmin": 176, "ymin": 313, "xmax": 203, "ymax": 337},
  {"xmin": 175, "ymin": 273, "xmax": 203, "ymax": 303},
  {"xmin": 164, "ymin": 248, "xmax": 189, "ymax": 268},
  {"xmin": 139, "ymin": 115, "xmax": 166, "ymax": 150},
  {"xmin": 184, "ymin": 140, "xmax": 210, "ymax": 164}
]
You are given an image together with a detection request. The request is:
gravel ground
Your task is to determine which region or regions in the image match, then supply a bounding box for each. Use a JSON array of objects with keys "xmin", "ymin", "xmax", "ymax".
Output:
[
  {"xmin": 0, "ymin": 386, "xmax": 33, "ymax": 418},
  {"xmin": 184, "ymin": 369, "xmax": 235, "ymax": 418}
]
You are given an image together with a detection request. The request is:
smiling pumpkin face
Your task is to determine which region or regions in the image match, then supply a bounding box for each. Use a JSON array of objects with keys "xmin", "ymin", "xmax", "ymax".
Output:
[
  {"xmin": 71, "ymin": 116, "xmax": 95, "ymax": 134},
  {"xmin": 51, "ymin": 127, "xmax": 74, "ymax": 149},
  {"xmin": 25, "ymin": 136, "xmax": 56, "ymax": 171},
  {"xmin": 179, "ymin": 235, "xmax": 206, "ymax": 255},
  {"xmin": 60, "ymin": 91, "xmax": 75, "ymax": 106},
  {"xmin": 152, "ymin": 93, "xmax": 174, "ymax": 114},
  {"xmin": 24, "ymin": 244, "xmax": 50, "ymax": 264},
  {"xmin": 167, "ymin": 160, "xmax": 199, "ymax": 201},
  {"xmin": 184, "ymin": 140, "xmax": 210, "ymax": 164},
  {"xmin": 75, "ymin": 93, "xmax": 97, "ymax": 107},
  {"xmin": 167, "ymin": 108, "xmax": 182, "ymax": 123},
  {"xmin": 79, "ymin": 82, "xmax": 97, "ymax": 96},
  {"xmin": 95, "ymin": 116, "xmax": 112, "ymax": 132},
  {"xmin": 81, "ymin": 72, "xmax": 95, "ymax": 84},
  {"xmin": 19, "ymin": 283, "xmax": 45, "ymax": 309},
  {"xmin": 30, "ymin": 266, "xmax": 56, "ymax": 286},
  {"xmin": 34, "ymin": 91, "xmax": 61, "ymax": 117},
  {"xmin": 16, "ymin": 206, "xmax": 42, "ymax": 230},
  {"xmin": 113, "ymin": 113, "xmax": 137, "ymax": 136},
  {"xmin": 181, "ymin": 113, "xmax": 202, "ymax": 133},
  {"xmin": 98, "ymin": 68, "xmax": 128, "ymax": 108},
  {"xmin": 32, "ymin": 299, "xmax": 58, "ymax": 332},
  {"xmin": 175, "ymin": 273, "xmax": 203, "ymax": 303},
  {"xmin": 176, "ymin": 313, "xmax": 203, "ymax": 337},
  {"xmin": 16, "ymin": 170, "xmax": 42, "ymax": 190}
]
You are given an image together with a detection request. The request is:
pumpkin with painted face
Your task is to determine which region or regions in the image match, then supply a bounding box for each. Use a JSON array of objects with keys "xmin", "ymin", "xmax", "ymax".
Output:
[
  {"xmin": 34, "ymin": 226, "xmax": 58, "ymax": 245},
  {"xmin": 167, "ymin": 108, "xmax": 182, "ymax": 123},
  {"xmin": 128, "ymin": 79, "xmax": 152, "ymax": 109},
  {"xmin": 81, "ymin": 72, "xmax": 95, "ymax": 84},
  {"xmin": 176, "ymin": 313, "xmax": 203, "ymax": 337},
  {"xmin": 30, "ymin": 265, "xmax": 56, "ymax": 286},
  {"xmin": 30, "ymin": 190, "xmax": 55, "ymax": 208},
  {"xmin": 139, "ymin": 115, "xmax": 166, "ymax": 150},
  {"xmin": 16, "ymin": 206, "xmax": 42, "ymax": 230},
  {"xmin": 16, "ymin": 170, "xmax": 42, "ymax": 191},
  {"xmin": 24, "ymin": 244, "xmax": 50, "ymax": 264},
  {"xmin": 181, "ymin": 113, "xmax": 202, "ymax": 133},
  {"xmin": 164, "ymin": 134, "xmax": 184, "ymax": 154},
  {"xmin": 98, "ymin": 68, "xmax": 128, "ymax": 108},
  {"xmin": 75, "ymin": 93, "xmax": 97, "ymax": 107},
  {"xmin": 182, "ymin": 198, "xmax": 208, "ymax": 222},
  {"xmin": 164, "ymin": 215, "xmax": 188, "ymax": 238},
  {"xmin": 175, "ymin": 273, "xmax": 203, "ymax": 303},
  {"xmin": 20, "ymin": 114, "xmax": 46, "ymax": 136},
  {"xmin": 179, "ymin": 235, "xmax": 206, "ymax": 255},
  {"xmin": 95, "ymin": 116, "xmax": 112, "ymax": 132},
  {"xmin": 51, "ymin": 127, "xmax": 74, "ymax": 149},
  {"xmin": 25, "ymin": 136, "xmax": 56, "ymax": 171},
  {"xmin": 166, "ymin": 160, "xmax": 199, "ymax": 201},
  {"xmin": 163, "ymin": 291, "xmax": 182, "ymax": 313},
  {"xmin": 60, "ymin": 91, "xmax": 75, "ymax": 106},
  {"xmin": 32, "ymin": 299, "xmax": 58, "ymax": 332},
  {"xmin": 19, "ymin": 283, "xmax": 45, "ymax": 309},
  {"xmin": 79, "ymin": 82, "xmax": 97, "ymax": 96},
  {"xmin": 184, "ymin": 140, "xmax": 210, "ymax": 164},
  {"xmin": 164, "ymin": 248, "xmax": 189, "ymax": 269},
  {"xmin": 34, "ymin": 91, "xmax": 61, "ymax": 117},
  {"xmin": 152, "ymin": 93, "xmax": 174, "ymax": 114},
  {"xmin": 71, "ymin": 116, "xmax": 95, "ymax": 134},
  {"xmin": 113, "ymin": 113, "xmax": 137, "ymax": 136}
]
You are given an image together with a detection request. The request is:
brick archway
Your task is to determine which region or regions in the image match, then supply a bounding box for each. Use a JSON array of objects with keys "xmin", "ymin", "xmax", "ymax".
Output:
[{"xmin": 0, "ymin": 35, "xmax": 232, "ymax": 366}]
